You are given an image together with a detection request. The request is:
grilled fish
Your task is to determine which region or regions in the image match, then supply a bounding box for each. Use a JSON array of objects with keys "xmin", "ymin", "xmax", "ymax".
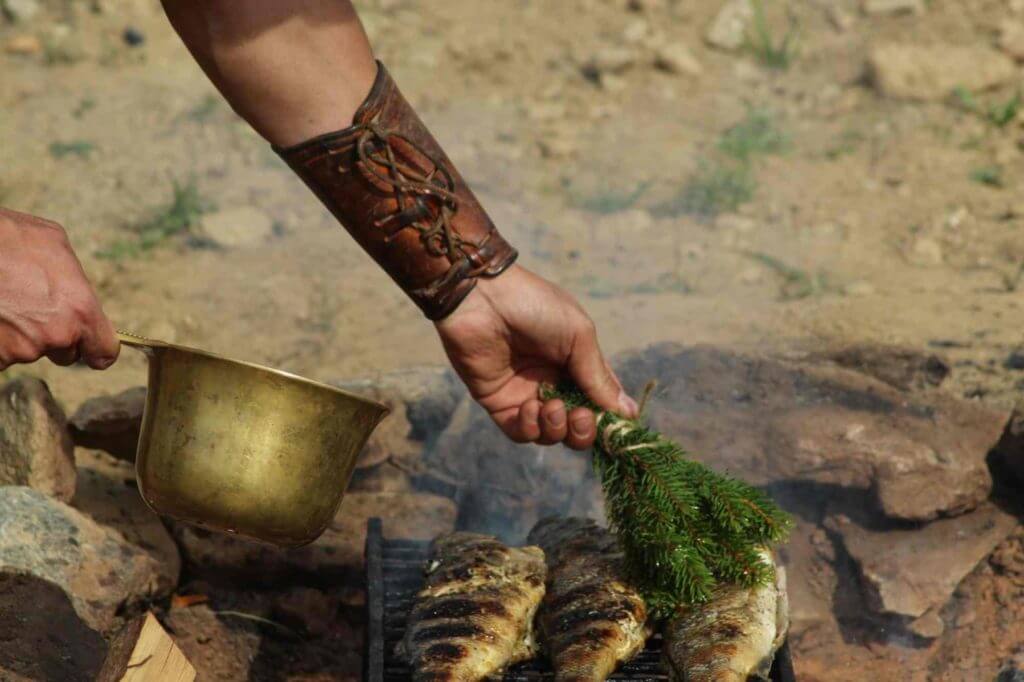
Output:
[
  {"xmin": 662, "ymin": 550, "xmax": 789, "ymax": 682},
  {"xmin": 527, "ymin": 517, "xmax": 650, "ymax": 681},
  {"xmin": 401, "ymin": 532, "xmax": 546, "ymax": 681}
]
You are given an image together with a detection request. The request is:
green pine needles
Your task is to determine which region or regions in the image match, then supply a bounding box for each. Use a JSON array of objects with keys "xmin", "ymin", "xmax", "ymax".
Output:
[{"xmin": 542, "ymin": 381, "xmax": 792, "ymax": 616}]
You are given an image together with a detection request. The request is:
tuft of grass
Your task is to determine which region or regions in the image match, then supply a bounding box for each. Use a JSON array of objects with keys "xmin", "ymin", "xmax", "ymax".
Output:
[
  {"xmin": 745, "ymin": 0, "xmax": 798, "ymax": 70},
  {"xmin": 97, "ymin": 178, "xmax": 212, "ymax": 260},
  {"xmin": 575, "ymin": 181, "xmax": 650, "ymax": 214},
  {"xmin": 657, "ymin": 161, "xmax": 755, "ymax": 218},
  {"xmin": 970, "ymin": 166, "xmax": 1004, "ymax": 187},
  {"xmin": 42, "ymin": 39, "xmax": 81, "ymax": 66},
  {"xmin": 952, "ymin": 87, "xmax": 1022, "ymax": 128},
  {"xmin": 49, "ymin": 140, "xmax": 95, "ymax": 159},
  {"xmin": 997, "ymin": 259, "xmax": 1024, "ymax": 292},
  {"xmin": 719, "ymin": 108, "xmax": 789, "ymax": 162},
  {"xmin": 580, "ymin": 272, "xmax": 691, "ymax": 299},
  {"xmin": 825, "ymin": 128, "xmax": 864, "ymax": 160},
  {"xmin": 72, "ymin": 97, "xmax": 96, "ymax": 120},
  {"xmin": 746, "ymin": 251, "xmax": 830, "ymax": 300}
]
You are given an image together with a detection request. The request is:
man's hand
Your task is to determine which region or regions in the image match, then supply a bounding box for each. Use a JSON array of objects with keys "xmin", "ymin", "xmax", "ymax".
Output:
[
  {"xmin": 0, "ymin": 208, "xmax": 119, "ymax": 370},
  {"xmin": 435, "ymin": 265, "xmax": 638, "ymax": 450}
]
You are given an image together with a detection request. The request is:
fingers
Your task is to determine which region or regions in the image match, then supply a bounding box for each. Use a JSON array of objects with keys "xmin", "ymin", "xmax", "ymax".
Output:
[
  {"xmin": 568, "ymin": 319, "xmax": 639, "ymax": 418},
  {"xmin": 565, "ymin": 407, "xmax": 596, "ymax": 451},
  {"xmin": 537, "ymin": 399, "xmax": 567, "ymax": 445},
  {"xmin": 45, "ymin": 346, "xmax": 80, "ymax": 367},
  {"xmin": 494, "ymin": 399, "xmax": 597, "ymax": 451},
  {"xmin": 516, "ymin": 399, "xmax": 542, "ymax": 443},
  {"xmin": 76, "ymin": 306, "xmax": 120, "ymax": 369}
]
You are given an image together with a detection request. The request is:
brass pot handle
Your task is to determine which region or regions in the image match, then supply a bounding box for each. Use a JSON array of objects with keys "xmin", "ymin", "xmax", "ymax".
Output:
[{"xmin": 116, "ymin": 329, "xmax": 168, "ymax": 352}]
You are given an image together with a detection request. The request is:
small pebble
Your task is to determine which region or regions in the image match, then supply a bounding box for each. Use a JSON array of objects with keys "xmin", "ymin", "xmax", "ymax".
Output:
[
  {"xmin": 122, "ymin": 27, "xmax": 145, "ymax": 47},
  {"xmin": 1005, "ymin": 350, "xmax": 1024, "ymax": 370},
  {"xmin": 4, "ymin": 33, "xmax": 41, "ymax": 55}
]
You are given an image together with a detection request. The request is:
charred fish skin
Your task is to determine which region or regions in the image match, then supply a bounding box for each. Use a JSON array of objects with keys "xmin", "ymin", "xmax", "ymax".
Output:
[
  {"xmin": 662, "ymin": 551, "xmax": 789, "ymax": 682},
  {"xmin": 402, "ymin": 532, "xmax": 546, "ymax": 681},
  {"xmin": 528, "ymin": 517, "xmax": 650, "ymax": 682}
]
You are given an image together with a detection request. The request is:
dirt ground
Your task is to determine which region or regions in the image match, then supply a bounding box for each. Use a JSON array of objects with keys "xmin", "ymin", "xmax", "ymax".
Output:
[{"xmin": 3, "ymin": 0, "xmax": 1024, "ymax": 680}]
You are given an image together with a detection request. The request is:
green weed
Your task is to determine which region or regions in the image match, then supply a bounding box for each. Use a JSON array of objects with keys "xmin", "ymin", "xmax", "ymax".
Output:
[
  {"xmin": 952, "ymin": 87, "xmax": 1022, "ymax": 128},
  {"xmin": 48, "ymin": 140, "xmax": 95, "ymax": 159},
  {"xmin": 187, "ymin": 94, "xmax": 220, "ymax": 122},
  {"xmin": 96, "ymin": 178, "xmax": 212, "ymax": 260},
  {"xmin": 72, "ymin": 97, "xmax": 96, "ymax": 120},
  {"xmin": 970, "ymin": 166, "xmax": 1003, "ymax": 187},
  {"xmin": 719, "ymin": 108, "xmax": 789, "ymax": 161},
  {"xmin": 575, "ymin": 181, "xmax": 650, "ymax": 214},
  {"xmin": 580, "ymin": 272, "xmax": 691, "ymax": 299},
  {"xmin": 658, "ymin": 161, "xmax": 755, "ymax": 218},
  {"xmin": 745, "ymin": 0, "xmax": 798, "ymax": 70},
  {"xmin": 746, "ymin": 251, "xmax": 830, "ymax": 300},
  {"xmin": 825, "ymin": 128, "xmax": 864, "ymax": 160},
  {"xmin": 42, "ymin": 39, "xmax": 80, "ymax": 66}
]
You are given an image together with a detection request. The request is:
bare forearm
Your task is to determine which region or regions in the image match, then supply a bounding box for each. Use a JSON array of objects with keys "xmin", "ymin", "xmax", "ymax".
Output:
[{"xmin": 160, "ymin": 0, "xmax": 377, "ymax": 147}]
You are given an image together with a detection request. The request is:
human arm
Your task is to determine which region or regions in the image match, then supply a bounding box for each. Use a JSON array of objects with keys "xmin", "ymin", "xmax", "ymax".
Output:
[{"xmin": 159, "ymin": 0, "xmax": 638, "ymax": 448}]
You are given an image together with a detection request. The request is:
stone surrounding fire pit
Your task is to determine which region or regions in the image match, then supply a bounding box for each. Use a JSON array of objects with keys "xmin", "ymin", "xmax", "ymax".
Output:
[{"xmin": 0, "ymin": 343, "xmax": 1022, "ymax": 681}]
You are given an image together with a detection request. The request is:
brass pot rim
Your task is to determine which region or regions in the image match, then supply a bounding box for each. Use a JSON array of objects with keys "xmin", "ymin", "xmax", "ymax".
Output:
[{"xmin": 120, "ymin": 333, "xmax": 391, "ymax": 415}]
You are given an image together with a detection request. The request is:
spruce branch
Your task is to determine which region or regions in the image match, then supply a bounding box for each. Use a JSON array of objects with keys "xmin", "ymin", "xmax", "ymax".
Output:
[{"xmin": 542, "ymin": 380, "xmax": 792, "ymax": 615}]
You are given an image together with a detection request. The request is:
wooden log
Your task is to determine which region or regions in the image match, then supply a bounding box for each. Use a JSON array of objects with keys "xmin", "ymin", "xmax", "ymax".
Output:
[{"xmin": 95, "ymin": 612, "xmax": 196, "ymax": 682}]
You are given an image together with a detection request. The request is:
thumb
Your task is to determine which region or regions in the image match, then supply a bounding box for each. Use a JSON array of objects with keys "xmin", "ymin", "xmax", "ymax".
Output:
[{"xmin": 567, "ymin": 323, "xmax": 638, "ymax": 418}]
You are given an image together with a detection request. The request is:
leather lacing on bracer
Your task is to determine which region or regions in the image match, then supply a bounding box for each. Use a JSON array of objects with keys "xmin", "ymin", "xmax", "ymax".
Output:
[{"xmin": 353, "ymin": 123, "xmax": 494, "ymax": 280}]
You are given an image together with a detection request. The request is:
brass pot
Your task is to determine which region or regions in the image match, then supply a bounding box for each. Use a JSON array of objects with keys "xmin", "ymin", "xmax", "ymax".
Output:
[{"xmin": 118, "ymin": 332, "xmax": 389, "ymax": 547}]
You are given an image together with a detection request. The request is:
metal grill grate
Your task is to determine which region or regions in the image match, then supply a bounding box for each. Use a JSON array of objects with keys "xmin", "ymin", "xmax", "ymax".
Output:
[{"xmin": 364, "ymin": 518, "xmax": 797, "ymax": 681}]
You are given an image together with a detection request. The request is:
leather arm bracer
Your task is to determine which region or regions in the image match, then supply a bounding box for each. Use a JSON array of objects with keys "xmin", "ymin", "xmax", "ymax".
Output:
[{"xmin": 274, "ymin": 62, "xmax": 518, "ymax": 320}]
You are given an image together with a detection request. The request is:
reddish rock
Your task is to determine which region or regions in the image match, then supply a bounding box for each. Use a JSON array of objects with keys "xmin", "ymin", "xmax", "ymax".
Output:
[
  {"xmin": 826, "ymin": 503, "xmax": 1018, "ymax": 622},
  {"xmin": 0, "ymin": 377, "xmax": 76, "ymax": 500},
  {"xmin": 613, "ymin": 343, "xmax": 1009, "ymax": 522},
  {"xmin": 68, "ymin": 386, "xmax": 146, "ymax": 462}
]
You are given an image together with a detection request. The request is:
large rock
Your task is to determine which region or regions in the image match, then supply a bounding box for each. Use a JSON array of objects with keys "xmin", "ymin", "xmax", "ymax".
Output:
[
  {"xmin": 174, "ymin": 491, "xmax": 456, "ymax": 584},
  {"xmin": 71, "ymin": 449, "xmax": 181, "ymax": 590},
  {"xmin": 428, "ymin": 396, "xmax": 603, "ymax": 542},
  {"xmin": 826, "ymin": 502, "xmax": 1018, "ymax": 623},
  {"xmin": 336, "ymin": 366, "xmax": 463, "ymax": 443},
  {"xmin": 0, "ymin": 487, "xmax": 167, "ymax": 634},
  {"xmin": 0, "ymin": 377, "xmax": 76, "ymax": 501},
  {"xmin": 69, "ymin": 386, "xmax": 146, "ymax": 461},
  {"xmin": 0, "ymin": 573, "xmax": 107, "ymax": 682},
  {"xmin": 337, "ymin": 367, "xmax": 463, "ymax": 490},
  {"xmin": 612, "ymin": 343, "xmax": 1009, "ymax": 522},
  {"xmin": 869, "ymin": 44, "xmax": 1016, "ymax": 101}
]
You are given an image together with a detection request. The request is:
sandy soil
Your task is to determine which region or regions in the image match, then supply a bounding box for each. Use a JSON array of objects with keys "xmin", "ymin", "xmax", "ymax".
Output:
[{"xmin": 4, "ymin": 0, "xmax": 1024, "ymax": 679}]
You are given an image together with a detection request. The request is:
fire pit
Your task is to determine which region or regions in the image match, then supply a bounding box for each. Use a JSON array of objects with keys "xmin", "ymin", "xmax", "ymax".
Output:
[{"xmin": 363, "ymin": 518, "xmax": 797, "ymax": 681}]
